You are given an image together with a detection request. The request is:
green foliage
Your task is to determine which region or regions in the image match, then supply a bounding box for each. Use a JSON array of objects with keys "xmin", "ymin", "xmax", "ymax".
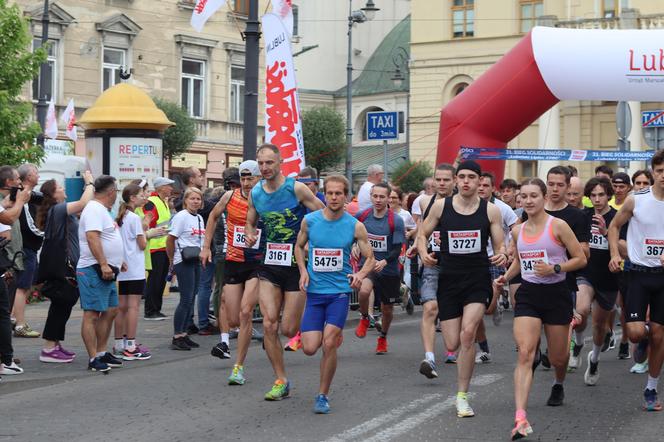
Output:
[
  {"xmin": 0, "ymin": 0, "xmax": 47, "ymax": 166},
  {"xmin": 391, "ymin": 160, "xmax": 433, "ymax": 193},
  {"xmin": 302, "ymin": 106, "xmax": 346, "ymax": 172},
  {"xmin": 153, "ymin": 97, "xmax": 196, "ymax": 159}
]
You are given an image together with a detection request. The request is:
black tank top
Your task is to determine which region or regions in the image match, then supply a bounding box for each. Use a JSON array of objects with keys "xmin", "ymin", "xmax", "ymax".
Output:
[
  {"xmin": 438, "ymin": 196, "xmax": 490, "ymax": 273},
  {"xmin": 423, "ymin": 195, "xmax": 440, "ymax": 255}
]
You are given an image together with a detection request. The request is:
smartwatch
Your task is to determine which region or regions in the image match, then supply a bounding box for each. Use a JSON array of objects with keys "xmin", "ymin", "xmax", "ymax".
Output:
[{"xmin": 553, "ymin": 264, "xmax": 562, "ymax": 274}]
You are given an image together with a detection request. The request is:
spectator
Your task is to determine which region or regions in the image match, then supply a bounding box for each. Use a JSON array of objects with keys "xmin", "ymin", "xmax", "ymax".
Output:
[
  {"xmin": 390, "ymin": 188, "xmax": 416, "ymax": 240},
  {"xmin": 411, "ymin": 177, "xmax": 435, "ymax": 223},
  {"xmin": 298, "ymin": 166, "xmax": 325, "ymax": 206},
  {"xmin": 357, "ymin": 164, "xmax": 385, "ymax": 211},
  {"xmin": 499, "ymin": 178, "xmax": 519, "ymax": 210}
]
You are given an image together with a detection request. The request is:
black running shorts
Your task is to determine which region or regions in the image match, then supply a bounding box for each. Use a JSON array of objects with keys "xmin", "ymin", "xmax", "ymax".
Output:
[
  {"xmin": 514, "ymin": 280, "xmax": 573, "ymax": 325},
  {"xmin": 437, "ymin": 270, "xmax": 492, "ymax": 321},
  {"xmin": 257, "ymin": 264, "xmax": 301, "ymax": 292}
]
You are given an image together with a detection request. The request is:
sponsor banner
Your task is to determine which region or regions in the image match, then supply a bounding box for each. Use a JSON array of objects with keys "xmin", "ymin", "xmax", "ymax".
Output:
[
  {"xmin": 190, "ymin": 0, "xmax": 225, "ymax": 32},
  {"xmin": 272, "ymin": 0, "xmax": 293, "ymax": 36},
  {"xmin": 532, "ymin": 27, "xmax": 664, "ymax": 101},
  {"xmin": 460, "ymin": 147, "xmax": 655, "ymax": 162},
  {"xmin": 263, "ymin": 13, "xmax": 305, "ymax": 177},
  {"xmin": 109, "ymin": 138, "xmax": 163, "ymax": 186}
]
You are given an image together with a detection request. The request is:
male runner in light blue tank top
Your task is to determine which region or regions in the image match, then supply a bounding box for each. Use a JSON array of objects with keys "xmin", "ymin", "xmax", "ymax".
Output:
[{"xmin": 295, "ymin": 174, "xmax": 375, "ymax": 414}]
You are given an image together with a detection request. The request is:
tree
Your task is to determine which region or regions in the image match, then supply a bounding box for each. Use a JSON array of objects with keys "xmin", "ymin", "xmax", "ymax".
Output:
[
  {"xmin": 302, "ymin": 106, "xmax": 345, "ymax": 172},
  {"xmin": 391, "ymin": 160, "xmax": 433, "ymax": 193},
  {"xmin": 153, "ymin": 97, "xmax": 196, "ymax": 159},
  {"xmin": 0, "ymin": 0, "xmax": 47, "ymax": 166}
]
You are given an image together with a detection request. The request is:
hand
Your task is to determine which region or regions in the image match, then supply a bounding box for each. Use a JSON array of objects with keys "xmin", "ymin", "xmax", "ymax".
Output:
[
  {"xmin": 244, "ymin": 231, "xmax": 257, "ymax": 248},
  {"xmin": 15, "ymin": 187, "xmax": 31, "ymax": 204},
  {"xmin": 200, "ymin": 248, "xmax": 212, "ymax": 267},
  {"xmin": 3, "ymin": 270, "xmax": 14, "ymax": 283},
  {"xmin": 494, "ymin": 275, "xmax": 507, "ymax": 287},
  {"xmin": 420, "ymin": 251, "xmax": 437, "ymax": 267},
  {"xmin": 593, "ymin": 214, "xmax": 607, "ymax": 235},
  {"xmin": 299, "ymin": 270, "xmax": 309, "ymax": 293},
  {"xmin": 406, "ymin": 245, "xmax": 418, "ymax": 259},
  {"xmin": 434, "ymin": 236, "xmax": 441, "ymax": 247},
  {"xmin": 100, "ymin": 263, "xmax": 114, "ymax": 280},
  {"xmin": 374, "ymin": 259, "xmax": 387, "ymax": 273},
  {"xmin": 490, "ymin": 253, "xmax": 507, "ymax": 267},
  {"xmin": 608, "ymin": 255, "xmax": 623, "ymax": 273},
  {"xmin": 534, "ymin": 261, "xmax": 554, "ymax": 277},
  {"xmin": 83, "ymin": 170, "xmax": 94, "ymax": 185},
  {"xmin": 121, "ymin": 262, "xmax": 128, "ymax": 273},
  {"xmin": 348, "ymin": 272, "xmax": 365, "ymax": 289}
]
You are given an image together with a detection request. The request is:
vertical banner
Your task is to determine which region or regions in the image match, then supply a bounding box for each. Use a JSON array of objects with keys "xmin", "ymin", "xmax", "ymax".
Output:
[
  {"xmin": 190, "ymin": 0, "xmax": 225, "ymax": 32},
  {"xmin": 272, "ymin": 0, "xmax": 293, "ymax": 37},
  {"xmin": 263, "ymin": 13, "xmax": 305, "ymax": 177}
]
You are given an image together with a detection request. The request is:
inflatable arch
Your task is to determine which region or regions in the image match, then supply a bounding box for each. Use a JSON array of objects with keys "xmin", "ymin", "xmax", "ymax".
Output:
[{"xmin": 436, "ymin": 26, "xmax": 664, "ymax": 183}]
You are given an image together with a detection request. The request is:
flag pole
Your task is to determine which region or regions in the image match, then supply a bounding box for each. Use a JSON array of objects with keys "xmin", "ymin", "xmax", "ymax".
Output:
[
  {"xmin": 242, "ymin": 0, "xmax": 261, "ymax": 160},
  {"xmin": 36, "ymin": 0, "xmax": 51, "ymax": 147}
]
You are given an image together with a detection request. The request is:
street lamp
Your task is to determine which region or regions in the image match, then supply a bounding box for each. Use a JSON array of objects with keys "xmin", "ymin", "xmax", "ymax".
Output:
[
  {"xmin": 390, "ymin": 46, "xmax": 410, "ymax": 160},
  {"xmin": 345, "ymin": 0, "xmax": 380, "ymax": 192}
]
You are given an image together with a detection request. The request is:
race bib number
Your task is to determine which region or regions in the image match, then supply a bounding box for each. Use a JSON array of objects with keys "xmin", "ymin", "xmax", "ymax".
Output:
[
  {"xmin": 589, "ymin": 232, "xmax": 608, "ymax": 250},
  {"xmin": 312, "ymin": 248, "xmax": 343, "ymax": 273},
  {"xmin": 447, "ymin": 230, "xmax": 481, "ymax": 254},
  {"xmin": 429, "ymin": 231, "xmax": 441, "ymax": 252},
  {"xmin": 264, "ymin": 243, "xmax": 293, "ymax": 266},
  {"xmin": 643, "ymin": 238, "xmax": 664, "ymax": 258},
  {"xmin": 519, "ymin": 249, "xmax": 549, "ymax": 277},
  {"xmin": 232, "ymin": 226, "xmax": 261, "ymax": 250},
  {"xmin": 367, "ymin": 234, "xmax": 387, "ymax": 252}
]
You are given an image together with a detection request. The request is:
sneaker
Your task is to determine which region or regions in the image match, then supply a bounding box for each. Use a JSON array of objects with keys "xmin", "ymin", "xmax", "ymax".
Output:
[
  {"xmin": 99, "ymin": 352, "xmax": 123, "ymax": 368},
  {"xmin": 601, "ymin": 331, "xmax": 614, "ymax": 352},
  {"xmin": 355, "ymin": 317, "xmax": 370, "ymax": 338},
  {"xmin": 584, "ymin": 352, "xmax": 599, "ymax": 386},
  {"xmin": 284, "ymin": 332, "xmax": 302, "ymax": 352},
  {"xmin": 541, "ymin": 349, "xmax": 551, "ymax": 370},
  {"xmin": 198, "ymin": 325, "xmax": 219, "ymax": 336},
  {"xmin": 618, "ymin": 342, "xmax": 631, "ymax": 359},
  {"xmin": 183, "ymin": 336, "xmax": 200, "ymax": 348},
  {"xmin": 156, "ymin": 312, "xmax": 167, "ymax": 319},
  {"xmin": 211, "ymin": 342, "xmax": 231, "ymax": 359},
  {"xmin": 122, "ymin": 347, "xmax": 151, "ymax": 361},
  {"xmin": 546, "ymin": 384, "xmax": 565, "ymax": 406},
  {"xmin": 375, "ymin": 336, "xmax": 388, "ymax": 355},
  {"xmin": 568, "ymin": 343, "xmax": 583, "ymax": 371},
  {"xmin": 643, "ymin": 389, "xmax": 663, "ymax": 412},
  {"xmin": 39, "ymin": 347, "xmax": 74, "ymax": 363},
  {"xmin": 419, "ymin": 359, "xmax": 438, "ymax": 379},
  {"xmin": 88, "ymin": 357, "xmax": 111, "ymax": 373},
  {"xmin": 456, "ymin": 396, "xmax": 475, "ymax": 417},
  {"xmin": 368, "ymin": 315, "xmax": 376, "ymax": 329},
  {"xmin": 144, "ymin": 313, "xmax": 165, "ymax": 321},
  {"xmin": 264, "ymin": 379, "xmax": 290, "ymax": 401},
  {"xmin": 112, "ymin": 347, "xmax": 125, "ymax": 358},
  {"xmin": 406, "ymin": 297, "xmax": 415, "ymax": 315},
  {"xmin": 228, "ymin": 365, "xmax": 245, "ymax": 385},
  {"xmin": 314, "ymin": 394, "xmax": 330, "ymax": 414},
  {"xmin": 511, "ymin": 419, "xmax": 533, "ymax": 440},
  {"xmin": 1, "ymin": 361, "xmax": 24, "ymax": 375},
  {"xmin": 445, "ymin": 352, "xmax": 457, "ymax": 364},
  {"xmin": 374, "ymin": 318, "xmax": 383, "ymax": 334},
  {"xmin": 634, "ymin": 338, "xmax": 649, "ymax": 364},
  {"xmin": 492, "ymin": 305, "xmax": 504, "ymax": 326},
  {"xmin": 608, "ymin": 334, "xmax": 616, "ymax": 350},
  {"xmin": 630, "ymin": 361, "xmax": 649, "ymax": 374},
  {"xmin": 475, "ymin": 351, "xmax": 491, "ymax": 364},
  {"xmin": 251, "ymin": 328, "xmax": 264, "ymax": 342},
  {"xmin": 187, "ymin": 324, "xmax": 200, "ymax": 335},
  {"xmin": 136, "ymin": 343, "xmax": 151, "ymax": 354},
  {"xmin": 13, "ymin": 323, "xmax": 40, "ymax": 338},
  {"xmin": 56, "ymin": 343, "xmax": 76, "ymax": 358},
  {"xmin": 170, "ymin": 337, "xmax": 191, "ymax": 351}
]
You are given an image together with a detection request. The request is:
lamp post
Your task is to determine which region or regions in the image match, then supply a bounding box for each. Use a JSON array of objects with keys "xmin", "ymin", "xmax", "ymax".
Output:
[
  {"xmin": 391, "ymin": 46, "xmax": 409, "ymax": 160},
  {"xmin": 345, "ymin": 0, "xmax": 379, "ymax": 192},
  {"xmin": 36, "ymin": 0, "xmax": 51, "ymax": 148}
]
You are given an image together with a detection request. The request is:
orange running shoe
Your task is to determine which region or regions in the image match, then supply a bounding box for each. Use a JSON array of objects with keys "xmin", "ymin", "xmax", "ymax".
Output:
[
  {"xmin": 284, "ymin": 331, "xmax": 302, "ymax": 352},
  {"xmin": 375, "ymin": 336, "xmax": 388, "ymax": 355},
  {"xmin": 355, "ymin": 318, "xmax": 370, "ymax": 338},
  {"xmin": 511, "ymin": 418, "xmax": 533, "ymax": 440}
]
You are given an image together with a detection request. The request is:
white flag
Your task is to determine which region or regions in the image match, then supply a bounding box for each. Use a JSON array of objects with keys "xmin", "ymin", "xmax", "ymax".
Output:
[
  {"xmin": 60, "ymin": 98, "xmax": 77, "ymax": 141},
  {"xmin": 190, "ymin": 0, "xmax": 225, "ymax": 32},
  {"xmin": 272, "ymin": 0, "xmax": 293, "ymax": 36},
  {"xmin": 45, "ymin": 99, "xmax": 58, "ymax": 140}
]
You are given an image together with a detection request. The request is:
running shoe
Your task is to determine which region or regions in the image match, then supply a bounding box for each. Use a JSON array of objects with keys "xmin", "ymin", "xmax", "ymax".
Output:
[
  {"xmin": 228, "ymin": 365, "xmax": 245, "ymax": 385},
  {"xmin": 475, "ymin": 351, "xmax": 491, "ymax": 364},
  {"xmin": 546, "ymin": 384, "xmax": 564, "ymax": 407},
  {"xmin": 122, "ymin": 348, "xmax": 151, "ymax": 361},
  {"xmin": 492, "ymin": 304, "xmax": 504, "ymax": 326},
  {"xmin": 374, "ymin": 318, "xmax": 383, "ymax": 334},
  {"xmin": 187, "ymin": 324, "xmax": 199, "ymax": 335},
  {"xmin": 264, "ymin": 379, "xmax": 290, "ymax": 401},
  {"xmin": 601, "ymin": 331, "xmax": 614, "ymax": 352},
  {"xmin": 251, "ymin": 328, "xmax": 264, "ymax": 342},
  {"xmin": 419, "ymin": 359, "xmax": 438, "ymax": 379},
  {"xmin": 183, "ymin": 336, "xmax": 200, "ymax": 348},
  {"xmin": 13, "ymin": 323, "xmax": 40, "ymax": 338},
  {"xmin": 511, "ymin": 418, "xmax": 533, "ymax": 440},
  {"xmin": 355, "ymin": 317, "xmax": 370, "ymax": 338},
  {"xmin": 112, "ymin": 347, "xmax": 124, "ymax": 358},
  {"xmin": 88, "ymin": 357, "xmax": 111, "ymax": 373},
  {"xmin": 541, "ymin": 349, "xmax": 551, "ymax": 370},
  {"xmin": 314, "ymin": 394, "xmax": 331, "ymax": 414},
  {"xmin": 375, "ymin": 336, "xmax": 388, "ymax": 355},
  {"xmin": 634, "ymin": 338, "xmax": 649, "ymax": 364},
  {"xmin": 618, "ymin": 342, "xmax": 631, "ymax": 360},
  {"xmin": 1, "ymin": 361, "xmax": 24, "ymax": 375},
  {"xmin": 144, "ymin": 313, "xmax": 166, "ymax": 321},
  {"xmin": 99, "ymin": 352, "xmax": 123, "ymax": 368},
  {"xmin": 56, "ymin": 343, "xmax": 76, "ymax": 358},
  {"xmin": 198, "ymin": 325, "xmax": 219, "ymax": 336},
  {"xmin": 445, "ymin": 352, "xmax": 458, "ymax": 364},
  {"xmin": 211, "ymin": 342, "xmax": 231, "ymax": 359},
  {"xmin": 456, "ymin": 396, "xmax": 475, "ymax": 417},
  {"xmin": 643, "ymin": 389, "xmax": 663, "ymax": 412},
  {"xmin": 568, "ymin": 343, "xmax": 583, "ymax": 371},
  {"xmin": 284, "ymin": 332, "xmax": 302, "ymax": 352},
  {"xmin": 630, "ymin": 361, "xmax": 649, "ymax": 374},
  {"xmin": 584, "ymin": 352, "xmax": 599, "ymax": 386},
  {"xmin": 608, "ymin": 334, "xmax": 616, "ymax": 350},
  {"xmin": 39, "ymin": 347, "xmax": 74, "ymax": 363},
  {"xmin": 171, "ymin": 336, "xmax": 191, "ymax": 351},
  {"xmin": 136, "ymin": 343, "xmax": 151, "ymax": 354}
]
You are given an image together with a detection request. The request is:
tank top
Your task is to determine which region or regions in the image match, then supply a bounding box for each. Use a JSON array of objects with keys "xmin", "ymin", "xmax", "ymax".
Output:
[
  {"xmin": 251, "ymin": 177, "xmax": 307, "ymax": 266},
  {"xmin": 627, "ymin": 187, "xmax": 664, "ymax": 268},
  {"xmin": 438, "ymin": 196, "xmax": 490, "ymax": 273},
  {"xmin": 517, "ymin": 215, "xmax": 567, "ymax": 284},
  {"xmin": 423, "ymin": 194, "xmax": 441, "ymax": 254},
  {"xmin": 226, "ymin": 189, "xmax": 264, "ymax": 263},
  {"xmin": 305, "ymin": 210, "xmax": 357, "ymax": 294}
]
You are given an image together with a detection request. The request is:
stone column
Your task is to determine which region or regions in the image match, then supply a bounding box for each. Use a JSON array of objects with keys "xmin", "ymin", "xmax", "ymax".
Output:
[{"xmin": 537, "ymin": 103, "xmax": 561, "ymax": 179}]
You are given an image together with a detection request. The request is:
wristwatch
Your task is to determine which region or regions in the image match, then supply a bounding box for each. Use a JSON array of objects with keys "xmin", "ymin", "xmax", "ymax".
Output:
[{"xmin": 553, "ymin": 264, "xmax": 562, "ymax": 274}]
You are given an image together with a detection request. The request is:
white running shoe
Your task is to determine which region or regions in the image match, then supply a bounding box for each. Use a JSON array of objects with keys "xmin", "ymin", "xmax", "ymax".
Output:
[
  {"xmin": 1, "ymin": 361, "xmax": 24, "ymax": 375},
  {"xmin": 475, "ymin": 351, "xmax": 491, "ymax": 364},
  {"xmin": 630, "ymin": 361, "xmax": 649, "ymax": 374},
  {"xmin": 584, "ymin": 352, "xmax": 599, "ymax": 386},
  {"xmin": 456, "ymin": 396, "xmax": 475, "ymax": 417}
]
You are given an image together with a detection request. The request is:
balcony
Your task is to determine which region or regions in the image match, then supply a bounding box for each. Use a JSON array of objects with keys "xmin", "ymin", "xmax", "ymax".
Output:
[
  {"xmin": 194, "ymin": 119, "xmax": 246, "ymax": 145},
  {"xmin": 639, "ymin": 13, "xmax": 664, "ymax": 29},
  {"xmin": 555, "ymin": 17, "xmax": 620, "ymax": 30}
]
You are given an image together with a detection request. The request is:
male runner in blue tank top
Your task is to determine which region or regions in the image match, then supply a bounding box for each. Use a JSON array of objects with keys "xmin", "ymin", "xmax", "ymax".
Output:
[
  {"xmin": 244, "ymin": 144, "xmax": 325, "ymax": 401},
  {"xmin": 294, "ymin": 175, "xmax": 375, "ymax": 414}
]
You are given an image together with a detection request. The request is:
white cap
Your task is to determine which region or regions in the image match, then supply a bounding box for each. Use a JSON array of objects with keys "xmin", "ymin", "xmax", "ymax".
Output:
[
  {"xmin": 153, "ymin": 177, "xmax": 175, "ymax": 188},
  {"xmin": 238, "ymin": 160, "xmax": 260, "ymax": 176}
]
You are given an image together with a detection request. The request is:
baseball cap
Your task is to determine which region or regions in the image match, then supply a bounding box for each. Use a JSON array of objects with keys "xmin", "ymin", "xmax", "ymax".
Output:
[
  {"xmin": 153, "ymin": 177, "xmax": 175, "ymax": 188},
  {"xmin": 612, "ymin": 172, "xmax": 631, "ymax": 185},
  {"xmin": 238, "ymin": 160, "xmax": 261, "ymax": 176}
]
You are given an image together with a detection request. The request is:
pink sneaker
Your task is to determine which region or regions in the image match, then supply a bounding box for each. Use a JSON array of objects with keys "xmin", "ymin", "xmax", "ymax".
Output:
[
  {"xmin": 40, "ymin": 347, "xmax": 74, "ymax": 363},
  {"xmin": 56, "ymin": 343, "xmax": 76, "ymax": 358},
  {"xmin": 136, "ymin": 343, "xmax": 151, "ymax": 354}
]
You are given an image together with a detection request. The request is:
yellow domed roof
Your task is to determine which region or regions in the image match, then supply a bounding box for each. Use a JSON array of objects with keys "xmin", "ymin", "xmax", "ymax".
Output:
[{"xmin": 78, "ymin": 83, "xmax": 174, "ymax": 131}]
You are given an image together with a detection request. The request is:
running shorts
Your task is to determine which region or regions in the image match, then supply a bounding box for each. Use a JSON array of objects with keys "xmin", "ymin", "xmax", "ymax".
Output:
[
  {"xmin": 437, "ymin": 270, "xmax": 492, "ymax": 321},
  {"xmin": 300, "ymin": 292, "xmax": 350, "ymax": 332},
  {"xmin": 625, "ymin": 270, "xmax": 664, "ymax": 324},
  {"xmin": 514, "ymin": 280, "xmax": 573, "ymax": 325},
  {"xmin": 224, "ymin": 261, "xmax": 259, "ymax": 285},
  {"xmin": 368, "ymin": 274, "xmax": 401, "ymax": 305},
  {"xmin": 257, "ymin": 264, "xmax": 301, "ymax": 292}
]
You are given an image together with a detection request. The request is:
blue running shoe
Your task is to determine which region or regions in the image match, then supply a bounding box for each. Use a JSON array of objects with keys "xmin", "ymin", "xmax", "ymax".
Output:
[
  {"xmin": 314, "ymin": 394, "xmax": 330, "ymax": 414},
  {"xmin": 644, "ymin": 389, "xmax": 662, "ymax": 412}
]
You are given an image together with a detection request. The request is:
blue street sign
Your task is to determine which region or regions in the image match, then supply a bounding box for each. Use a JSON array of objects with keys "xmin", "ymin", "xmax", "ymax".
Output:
[
  {"xmin": 366, "ymin": 111, "xmax": 399, "ymax": 140},
  {"xmin": 642, "ymin": 110, "xmax": 664, "ymax": 128}
]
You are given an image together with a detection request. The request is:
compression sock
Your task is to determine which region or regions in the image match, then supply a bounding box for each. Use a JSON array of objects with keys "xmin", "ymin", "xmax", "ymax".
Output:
[
  {"xmin": 590, "ymin": 344, "xmax": 602, "ymax": 363},
  {"xmin": 646, "ymin": 376, "xmax": 659, "ymax": 391},
  {"xmin": 478, "ymin": 340, "xmax": 490, "ymax": 353},
  {"xmin": 425, "ymin": 352, "xmax": 435, "ymax": 363}
]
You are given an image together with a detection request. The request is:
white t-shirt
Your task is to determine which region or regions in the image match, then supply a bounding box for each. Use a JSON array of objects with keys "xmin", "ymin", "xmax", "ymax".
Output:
[
  {"xmin": 78, "ymin": 200, "xmax": 124, "ymax": 269},
  {"xmin": 411, "ymin": 193, "xmax": 427, "ymax": 217},
  {"xmin": 487, "ymin": 197, "xmax": 519, "ymax": 256},
  {"xmin": 169, "ymin": 210, "xmax": 205, "ymax": 265},
  {"xmin": 357, "ymin": 181, "xmax": 374, "ymax": 212},
  {"xmin": 0, "ymin": 206, "xmax": 10, "ymax": 234},
  {"xmin": 396, "ymin": 209, "xmax": 416, "ymax": 230},
  {"xmin": 118, "ymin": 211, "xmax": 145, "ymax": 281}
]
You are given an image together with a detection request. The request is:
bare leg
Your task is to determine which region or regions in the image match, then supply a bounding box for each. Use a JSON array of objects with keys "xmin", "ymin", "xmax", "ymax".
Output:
[
  {"xmin": 236, "ymin": 278, "xmax": 259, "ymax": 366},
  {"xmin": 259, "ymin": 280, "xmax": 286, "ymax": 381},
  {"xmin": 357, "ymin": 279, "xmax": 373, "ymax": 316},
  {"xmin": 12, "ymin": 287, "xmax": 28, "ymax": 327},
  {"xmin": 126, "ymin": 295, "xmax": 141, "ymax": 340},
  {"xmin": 380, "ymin": 304, "xmax": 394, "ymax": 334},
  {"xmin": 81, "ymin": 311, "xmax": 100, "ymax": 358},
  {"xmin": 281, "ymin": 290, "xmax": 306, "ymax": 338},
  {"xmin": 95, "ymin": 308, "xmax": 118, "ymax": 354},
  {"xmin": 114, "ymin": 296, "xmax": 128, "ymax": 339},
  {"xmin": 544, "ymin": 324, "xmax": 571, "ymax": 383},
  {"xmin": 318, "ymin": 325, "xmax": 342, "ymax": 395},
  {"xmin": 420, "ymin": 301, "xmax": 439, "ymax": 354},
  {"xmin": 649, "ymin": 323, "xmax": 664, "ymax": 379},
  {"xmin": 513, "ymin": 317, "xmax": 542, "ymax": 411},
  {"xmin": 457, "ymin": 303, "xmax": 486, "ymax": 393}
]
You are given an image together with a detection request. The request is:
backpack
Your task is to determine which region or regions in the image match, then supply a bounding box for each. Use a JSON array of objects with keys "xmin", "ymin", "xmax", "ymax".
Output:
[{"xmin": 357, "ymin": 208, "xmax": 395, "ymax": 235}]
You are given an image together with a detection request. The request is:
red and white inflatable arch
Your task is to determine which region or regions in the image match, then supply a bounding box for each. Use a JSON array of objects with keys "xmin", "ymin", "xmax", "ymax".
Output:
[{"xmin": 436, "ymin": 26, "xmax": 664, "ymax": 183}]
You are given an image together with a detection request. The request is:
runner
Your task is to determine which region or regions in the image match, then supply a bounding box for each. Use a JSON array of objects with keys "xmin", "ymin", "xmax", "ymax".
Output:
[
  {"xmin": 494, "ymin": 178, "xmax": 586, "ymax": 440},
  {"xmin": 417, "ymin": 160, "xmax": 507, "ymax": 418},
  {"xmin": 294, "ymin": 174, "xmax": 374, "ymax": 414},
  {"xmin": 353, "ymin": 182, "xmax": 406, "ymax": 355},
  {"xmin": 244, "ymin": 144, "xmax": 325, "ymax": 401},
  {"xmin": 608, "ymin": 149, "xmax": 664, "ymax": 412},
  {"xmin": 201, "ymin": 160, "xmax": 263, "ymax": 385}
]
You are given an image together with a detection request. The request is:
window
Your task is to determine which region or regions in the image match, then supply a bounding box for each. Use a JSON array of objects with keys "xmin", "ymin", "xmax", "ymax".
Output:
[
  {"xmin": 230, "ymin": 65, "xmax": 245, "ymax": 122},
  {"xmin": 520, "ymin": 1, "xmax": 543, "ymax": 33},
  {"xmin": 234, "ymin": 0, "xmax": 250, "ymax": 16},
  {"xmin": 452, "ymin": 0, "xmax": 474, "ymax": 38},
  {"xmin": 102, "ymin": 47, "xmax": 126, "ymax": 91},
  {"xmin": 292, "ymin": 4, "xmax": 299, "ymax": 36},
  {"xmin": 32, "ymin": 39, "xmax": 57, "ymax": 101},
  {"xmin": 182, "ymin": 58, "xmax": 205, "ymax": 118},
  {"xmin": 519, "ymin": 161, "xmax": 538, "ymax": 180},
  {"xmin": 602, "ymin": 0, "xmax": 629, "ymax": 18},
  {"xmin": 452, "ymin": 83, "xmax": 469, "ymax": 97}
]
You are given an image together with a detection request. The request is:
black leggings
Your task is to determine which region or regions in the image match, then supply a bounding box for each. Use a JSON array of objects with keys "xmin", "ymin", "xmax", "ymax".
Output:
[
  {"xmin": 0, "ymin": 279, "xmax": 14, "ymax": 365},
  {"xmin": 42, "ymin": 280, "xmax": 80, "ymax": 342}
]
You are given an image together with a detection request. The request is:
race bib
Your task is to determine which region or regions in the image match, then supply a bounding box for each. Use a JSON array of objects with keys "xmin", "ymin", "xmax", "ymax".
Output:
[
  {"xmin": 232, "ymin": 226, "xmax": 261, "ymax": 250},
  {"xmin": 264, "ymin": 243, "xmax": 293, "ymax": 266},
  {"xmin": 448, "ymin": 230, "xmax": 481, "ymax": 254},
  {"xmin": 589, "ymin": 232, "xmax": 608, "ymax": 250},
  {"xmin": 519, "ymin": 249, "xmax": 549, "ymax": 277},
  {"xmin": 312, "ymin": 248, "xmax": 343, "ymax": 273},
  {"xmin": 367, "ymin": 234, "xmax": 387, "ymax": 252},
  {"xmin": 429, "ymin": 231, "xmax": 441, "ymax": 252},
  {"xmin": 643, "ymin": 238, "xmax": 664, "ymax": 258}
]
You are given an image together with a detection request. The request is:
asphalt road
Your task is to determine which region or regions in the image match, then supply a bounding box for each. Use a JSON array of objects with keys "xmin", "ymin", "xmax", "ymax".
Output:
[{"xmin": 1, "ymin": 295, "xmax": 661, "ymax": 442}]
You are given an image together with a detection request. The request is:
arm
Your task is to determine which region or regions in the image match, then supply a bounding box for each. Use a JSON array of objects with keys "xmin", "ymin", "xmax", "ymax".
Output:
[
  {"xmin": 66, "ymin": 171, "xmax": 94, "ymax": 215},
  {"xmin": 295, "ymin": 218, "xmax": 310, "ymax": 292},
  {"xmin": 416, "ymin": 199, "xmax": 443, "ymax": 267},
  {"xmin": 244, "ymin": 192, "xmax": 259, "ymax": 248},
  {"xmin": 496, "ymin": 227, "xmax": 521, "ymax": 285},
  {"xmin": 295, "ymin": 181, "xmax": 325, "ymax": 212},
  {"xmin": 86, "ymin": 231, "xmax": 114, "ymax": 280},
  {"xmin": 0, "ymin": 188, "xmax": 31, "ymax": 224},
  {"xmin": 349, "ymin": 222, "xmax": 375, "ymax": 289},
  {"xmin": 200, "ymin": 191, "xmax": 231, "ymax": 265},
  {"xmin": 166, "ymin": 234, "xmax": 176, "ymax": 265},
  {"xmin": 534, "ymin": 219, "xmax": 587, "ymax": 277},
  {"xmin": 608, "ymin": 196, "xmax": 634, "ymax": 272},
  {"xmin": 487, "ymin": 203, "xmax": 507, "ymax": 267}
]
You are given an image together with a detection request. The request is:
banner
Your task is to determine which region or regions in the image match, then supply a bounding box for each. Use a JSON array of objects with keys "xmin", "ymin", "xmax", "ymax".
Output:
[
  {"xmin": 263, "ymin": 13, "xmax": 305, "ymax": 177},
  {"xmin": 60, "ymin": 98, "xmax": 77, "ymax": 141},
  {"xmin": 191, "ymin": 0, "xmax": 225, "ymax": 32},
  {"xmin": 272, "ymin": 0, "xmax": 293, "ymax": 36},
  {"xmin": 109, "ymin": 137, "xmax": 163, "ymax": 188},
  {"xmin": 45, "ymin": 99, "xmax": 58, "ymax": 139},
  {"xmin": 460, "ymin": 147, "xmax": 655, "ymax": 162}
]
